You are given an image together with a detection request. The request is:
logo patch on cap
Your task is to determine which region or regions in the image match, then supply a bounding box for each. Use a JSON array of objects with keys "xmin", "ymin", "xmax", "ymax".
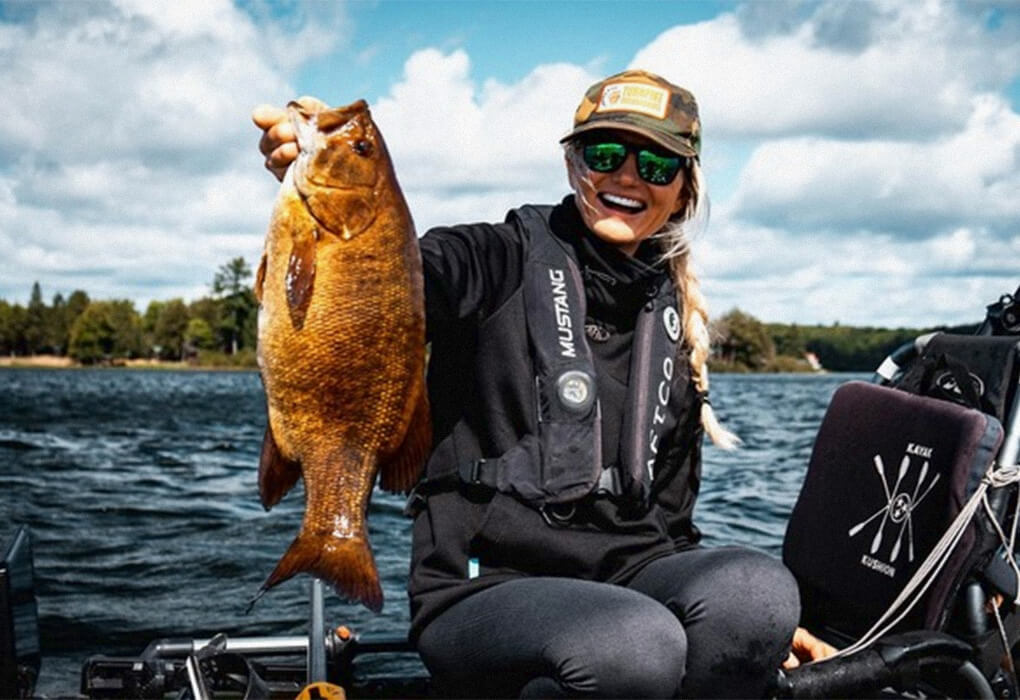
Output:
[{"xmin": 597, "ymin": 82, "xmax": 669, "ymax": 120}]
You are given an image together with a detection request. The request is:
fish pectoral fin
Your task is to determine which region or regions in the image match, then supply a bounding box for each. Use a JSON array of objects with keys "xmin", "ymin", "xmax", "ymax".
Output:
[
  {"xmin": 379, "ymin": 391, "xmax": 431, "ymax": 494},
  {"xmin": 254, "ymin": 252, "xmax": 267, "ymax": 304},
  {"xmin": 258, "ymin": 424, "xmax": 302, "ymax": 510},
  {"xmin": 261, "ymin": 531, "xmax": 383, "ymax": 613},
  {"xmin": 285, "ymin": 229, "xmax": 317, "ymax": 330}
]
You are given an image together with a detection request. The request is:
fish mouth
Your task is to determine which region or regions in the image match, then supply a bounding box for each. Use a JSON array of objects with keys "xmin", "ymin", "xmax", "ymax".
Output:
[{"xmin": 289, "ymin": 98, "xmax": 381, "ymax": 239}]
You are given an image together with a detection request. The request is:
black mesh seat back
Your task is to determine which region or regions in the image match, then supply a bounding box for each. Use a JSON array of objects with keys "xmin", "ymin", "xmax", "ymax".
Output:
[
  {"xmin": 897, "ymin": 335, "xmax": 1019, "ymax": 423},
  {"xmin": 783, "ymin": 381, "xmax": 1003, "ymax": 638}
]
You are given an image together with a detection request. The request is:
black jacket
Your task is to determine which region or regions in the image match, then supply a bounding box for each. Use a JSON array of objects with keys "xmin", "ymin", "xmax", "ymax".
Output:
[{"xmin": 408, "ymin": 196, "xmax": 704, "ymax": 639}]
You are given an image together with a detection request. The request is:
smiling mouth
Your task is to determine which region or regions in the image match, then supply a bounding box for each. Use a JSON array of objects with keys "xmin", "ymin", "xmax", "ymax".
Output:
[{"xmin": 598, "ymin": 192, "xmax": 646, "ymax": 214}]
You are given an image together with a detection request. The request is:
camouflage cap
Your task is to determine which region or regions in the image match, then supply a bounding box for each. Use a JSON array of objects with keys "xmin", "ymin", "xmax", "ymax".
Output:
[{"xmin": 560, "ymin": 69, "xmax": 701, "ymax": 158}]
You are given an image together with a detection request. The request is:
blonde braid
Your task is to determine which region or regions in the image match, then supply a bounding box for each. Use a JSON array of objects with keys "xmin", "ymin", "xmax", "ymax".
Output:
[{"xmin": 658, "ymin": 162, "xmax": 740, "ymax": 449}]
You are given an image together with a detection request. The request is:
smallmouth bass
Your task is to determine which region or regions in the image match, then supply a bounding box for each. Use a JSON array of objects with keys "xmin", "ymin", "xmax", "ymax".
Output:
[{"xmin": 253, "ymin": 99, "xmax": 429, "ymax": 612}]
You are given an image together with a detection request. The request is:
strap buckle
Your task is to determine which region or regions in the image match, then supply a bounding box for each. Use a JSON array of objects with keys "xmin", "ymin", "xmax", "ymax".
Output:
[
  {"xmin": 458, "ymin": 458, "xmax": 487, "ymax": 486},
  {"xmin": 540, "ymin": 502, "xmax": 576, "ymax": 527},
  {"xmin": 402, "ymin": 484, "xmax": 427, "ymax": 518}
]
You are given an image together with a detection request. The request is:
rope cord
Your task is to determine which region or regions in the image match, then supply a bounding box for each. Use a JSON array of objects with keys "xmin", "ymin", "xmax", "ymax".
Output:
[
  {"xmin": 822, "ymin": 462, "xmax": 1020, "ymax": 662},
  {"xmin": 980, "ymin": 466, "xmax": 1020, "ymax": 605},
  {"xmin": 991, "ymin": 592, "xmax": 1018, "ymax": 693}
]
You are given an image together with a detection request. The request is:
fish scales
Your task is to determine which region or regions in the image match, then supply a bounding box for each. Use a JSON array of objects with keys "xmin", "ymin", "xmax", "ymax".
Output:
[{"xmin": 253, "ymin": 99, "xmax": 430, "ymax": 612}]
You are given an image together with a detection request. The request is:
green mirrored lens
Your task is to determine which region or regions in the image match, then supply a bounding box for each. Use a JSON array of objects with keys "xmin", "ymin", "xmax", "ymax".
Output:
[
  {"xmin": 636, "ymin": 150, "xmax": 682, "ymax": 185},
  {"xmin": 582, "ymin": 143, "xmax": 627, "ymax": 172},
  {"xmin": 581, "ymin": 141, "xmax": 685, "ymax": 185}
]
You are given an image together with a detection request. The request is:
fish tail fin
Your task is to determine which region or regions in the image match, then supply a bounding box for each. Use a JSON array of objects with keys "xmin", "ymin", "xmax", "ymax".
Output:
[
  {"xmin": 379, "ymin": 390, "xmax": 431, "ymax": 494},
  {"xmin": 260, "ymin": 531, "xmax": 383, "ymax": 613},
  {"xmin": 258, "ymin": 423, "xmax": 302, "ymax": 510}
]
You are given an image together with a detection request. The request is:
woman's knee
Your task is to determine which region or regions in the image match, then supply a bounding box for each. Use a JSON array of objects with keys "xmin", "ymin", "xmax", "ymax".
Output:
[
  {"xmin": 639, "ymin": 547, "xmax": 800, "ymax": 630},
  {"xmin": 542, "ymin": 599, "xmax": 688, "ymax": 697}
]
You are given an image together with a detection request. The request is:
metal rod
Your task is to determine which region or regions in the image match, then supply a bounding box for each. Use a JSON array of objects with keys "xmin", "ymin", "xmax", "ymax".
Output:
[
  {"xmin": 153, "ymin": 636, "xmax": 309, "ymax": 657},
  {"xmin": 998, "ymin": 374, "xmax": 1020, "ymax": 468},
  {"xmin": 184, "ymin": 655, "xmax": 211, "ymax": 700},
  {"xmin": 308, "ymin": 577, "xmax": 326, "ymax": 683}
]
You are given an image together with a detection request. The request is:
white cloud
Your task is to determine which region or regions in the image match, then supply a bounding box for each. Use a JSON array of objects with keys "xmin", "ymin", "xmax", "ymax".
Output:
[
  {"xmin": 372, "ymin": 49, "xmax": 597, "ymax": 230},
  {"xmin": 1, "ymin": 0, "xmax": 1015, "ymax": 331},
  {"xmin": 0, "ymin": 0, "xmax": 348, "ymax": 306},
  {"xmin": 694, "ymin": 213, "xmax": 1015, "ymax": 327},
  {"xmin": 627, "ymin": 1, "xmax": 1019, "ymax": 326},
  {"xmin": 728, "ymin": 94, "xmax": 1020, "ymax": 237},
  {"xmin": 631, "ymin": 1, "xmax": 1019, "ymax": 140},
  {"xmin": 930, "ymin": 227, "xmax": 977, "ymax": 265}
]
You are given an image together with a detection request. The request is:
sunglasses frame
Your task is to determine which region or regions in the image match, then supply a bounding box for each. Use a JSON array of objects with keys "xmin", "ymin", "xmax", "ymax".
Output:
[{"xmin": 580, "ymin": 140, "xmax": 688, "ymax": 186}]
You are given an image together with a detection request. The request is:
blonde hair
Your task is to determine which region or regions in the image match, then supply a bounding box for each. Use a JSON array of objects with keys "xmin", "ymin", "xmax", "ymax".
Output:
[
  {"xmin": 564, "ymin": 143, "xmax": 740, "ymax": 449},
  {"xmin": 655, "ymin": 160, "xmax": 739, "ymax": 449}
]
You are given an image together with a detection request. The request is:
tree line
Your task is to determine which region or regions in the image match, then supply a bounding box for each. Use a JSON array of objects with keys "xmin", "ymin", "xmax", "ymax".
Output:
[
  {"xmin": 0, "ymin": 258, "xmax": 258, "ymax": 365},
  {"xmin": 709, "ymin": 308, "xmax": 976, "ymax": 373},
  {"xmin": 1, "ymin": 268, "xmax": 971, "ymax": 372}
]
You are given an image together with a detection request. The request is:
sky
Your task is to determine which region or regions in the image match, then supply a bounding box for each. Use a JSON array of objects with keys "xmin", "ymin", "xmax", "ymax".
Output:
[{"xmin": 0, "ymin": 0, "xmax": 1018, "ymax": 328}]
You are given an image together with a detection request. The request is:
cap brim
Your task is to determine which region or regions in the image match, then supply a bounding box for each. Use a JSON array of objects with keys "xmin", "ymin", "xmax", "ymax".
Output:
[{"xmin": 559, "ymin": 121, "xmax": 698, "ymax": 158}]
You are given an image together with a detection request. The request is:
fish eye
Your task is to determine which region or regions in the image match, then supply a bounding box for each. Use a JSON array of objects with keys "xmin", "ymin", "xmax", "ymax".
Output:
[{"xmin": 353, "ymin": 140, "xmax": 373, "ymax": 157}]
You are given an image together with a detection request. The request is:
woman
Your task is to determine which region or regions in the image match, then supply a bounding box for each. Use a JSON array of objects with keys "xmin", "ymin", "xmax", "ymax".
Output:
[{"xmin": 254, "ymin": 69, "xmax": 832, "ymax": 698}]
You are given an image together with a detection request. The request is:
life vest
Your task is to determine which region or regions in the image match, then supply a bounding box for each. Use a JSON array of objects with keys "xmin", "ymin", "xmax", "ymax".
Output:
[{"xmin": 417, "ymin": 205, "xmax": 685, "ymax": 512}]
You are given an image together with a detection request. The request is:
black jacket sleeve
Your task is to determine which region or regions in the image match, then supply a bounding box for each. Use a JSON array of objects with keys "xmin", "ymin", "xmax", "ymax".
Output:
[{"xmin": 419, "ymin": 220, "xmax": 526, "ymax": 340}]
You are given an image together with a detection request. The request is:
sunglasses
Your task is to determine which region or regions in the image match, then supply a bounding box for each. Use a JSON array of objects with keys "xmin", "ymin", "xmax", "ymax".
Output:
[{"xmin": 580, "ymin": 141, "xmax": 687, "ymax": 186}]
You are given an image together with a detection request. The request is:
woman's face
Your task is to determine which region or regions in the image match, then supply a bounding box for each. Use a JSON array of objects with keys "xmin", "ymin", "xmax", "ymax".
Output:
[{"xmin": 567, "ymin": 130, "xmax": 687, "ymax": 256}]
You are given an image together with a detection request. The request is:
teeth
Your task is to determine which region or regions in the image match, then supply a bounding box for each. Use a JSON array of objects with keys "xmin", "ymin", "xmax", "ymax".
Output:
[{"xmin": 602, "ymin": 193, "xmax": 643, "ymax": 209}]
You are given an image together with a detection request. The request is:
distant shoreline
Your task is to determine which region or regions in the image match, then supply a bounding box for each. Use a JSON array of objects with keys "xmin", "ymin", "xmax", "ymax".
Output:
[{"xmin": 0, "ymin": 354, "xmax": 255, "ymax": 371}]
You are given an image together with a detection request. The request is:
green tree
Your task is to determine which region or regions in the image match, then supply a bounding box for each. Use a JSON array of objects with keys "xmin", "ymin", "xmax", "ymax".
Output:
[
  {"xmin": 0, "ymin": 300, "xmax": 15, "ymax": 355},
  {"xmin": 62, "ymin": 290, "xmax": 90, "ymax": 355},
  {"xmin": 68, "ymin": 303, "xmax": 116, "ymax": 364},
  {"xmin": 212, "ymin": 257, "xmax": 256, "ymax": 354},
  {"xmin": 188, "ymin": 296, "xmax": 223, "ymax": 351},
  {"xmin": 24, "ymin": 282, "xmax": 48, "ymax": 354},
  {"xmin": 108, "ymin": 300, "xmax": 143, "ymax": 358},
  {"xmin": 189, "ymin": 297, "xmax": 220, "ymax": 331},
  {"xmin": 142, "ymin": 300, "xmax": 164, "ymax": 347},
  {"xmin": 153, "ymin": 299, "xmax": 190, "ymax": 359},
  {"xmin": 185, "ymin": 317, "xmax": 216, "ymax": 352},
  {"xmin": 68, "ymin": 300, "xmax": 143, "ymax": 363},
  {"xmin": 711, "ymin": 309, "xmax": 776, "ymax": 371},
  {"xmin": 6, "ymin": 304, "xmax": 28, "ymax": 355},
  {"xmin": 769, "ymin": 322, "xmax": 806, "ymax": 358}
]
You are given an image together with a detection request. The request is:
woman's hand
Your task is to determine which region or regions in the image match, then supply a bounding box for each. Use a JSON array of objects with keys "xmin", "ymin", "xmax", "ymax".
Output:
[
  {"xmin": 782, "ymin": 627, "xmax": 838, "ymax": 669},
  {"xmin": 251, "ymin": 96, "xmax": 328, "ymax": 182}
]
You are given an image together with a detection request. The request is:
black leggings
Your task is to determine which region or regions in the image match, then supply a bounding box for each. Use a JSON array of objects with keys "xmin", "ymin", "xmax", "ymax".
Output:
[{"xmin": 417, "ymin": 546, "xmax": 800, "ymax": 698}]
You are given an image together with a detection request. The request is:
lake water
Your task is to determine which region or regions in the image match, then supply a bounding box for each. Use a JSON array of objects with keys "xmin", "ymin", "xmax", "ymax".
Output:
[{"xmin": 0, "ymin": 368, "xmax": 865, "ymax": 696}]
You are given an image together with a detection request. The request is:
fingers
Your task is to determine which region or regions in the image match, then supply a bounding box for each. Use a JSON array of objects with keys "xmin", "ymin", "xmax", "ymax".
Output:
[
  {"xmin": 252, "ymin": 104, "xmax": 298, "ymax": 182},
  {"xmin": 782, "ymin": 651, "xmax": 800, "ymax": 670},
  {"xmin": 252, "ymin": 103, "xmax": 287, "ymax": 130},
  {"xmin": 252, "ymin": 96, "xmax": 330, "ymax": 182},
  {"xmin": 258, "ymin": 119, "xmax": 295, "ymax": 158},
  {"xmin": 786, "ymin": 627, "xmax": 839, "ymax": 667},
  {"xmin": 265, "ymin": 142, "xmax": 298, "ymax": 181}
]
